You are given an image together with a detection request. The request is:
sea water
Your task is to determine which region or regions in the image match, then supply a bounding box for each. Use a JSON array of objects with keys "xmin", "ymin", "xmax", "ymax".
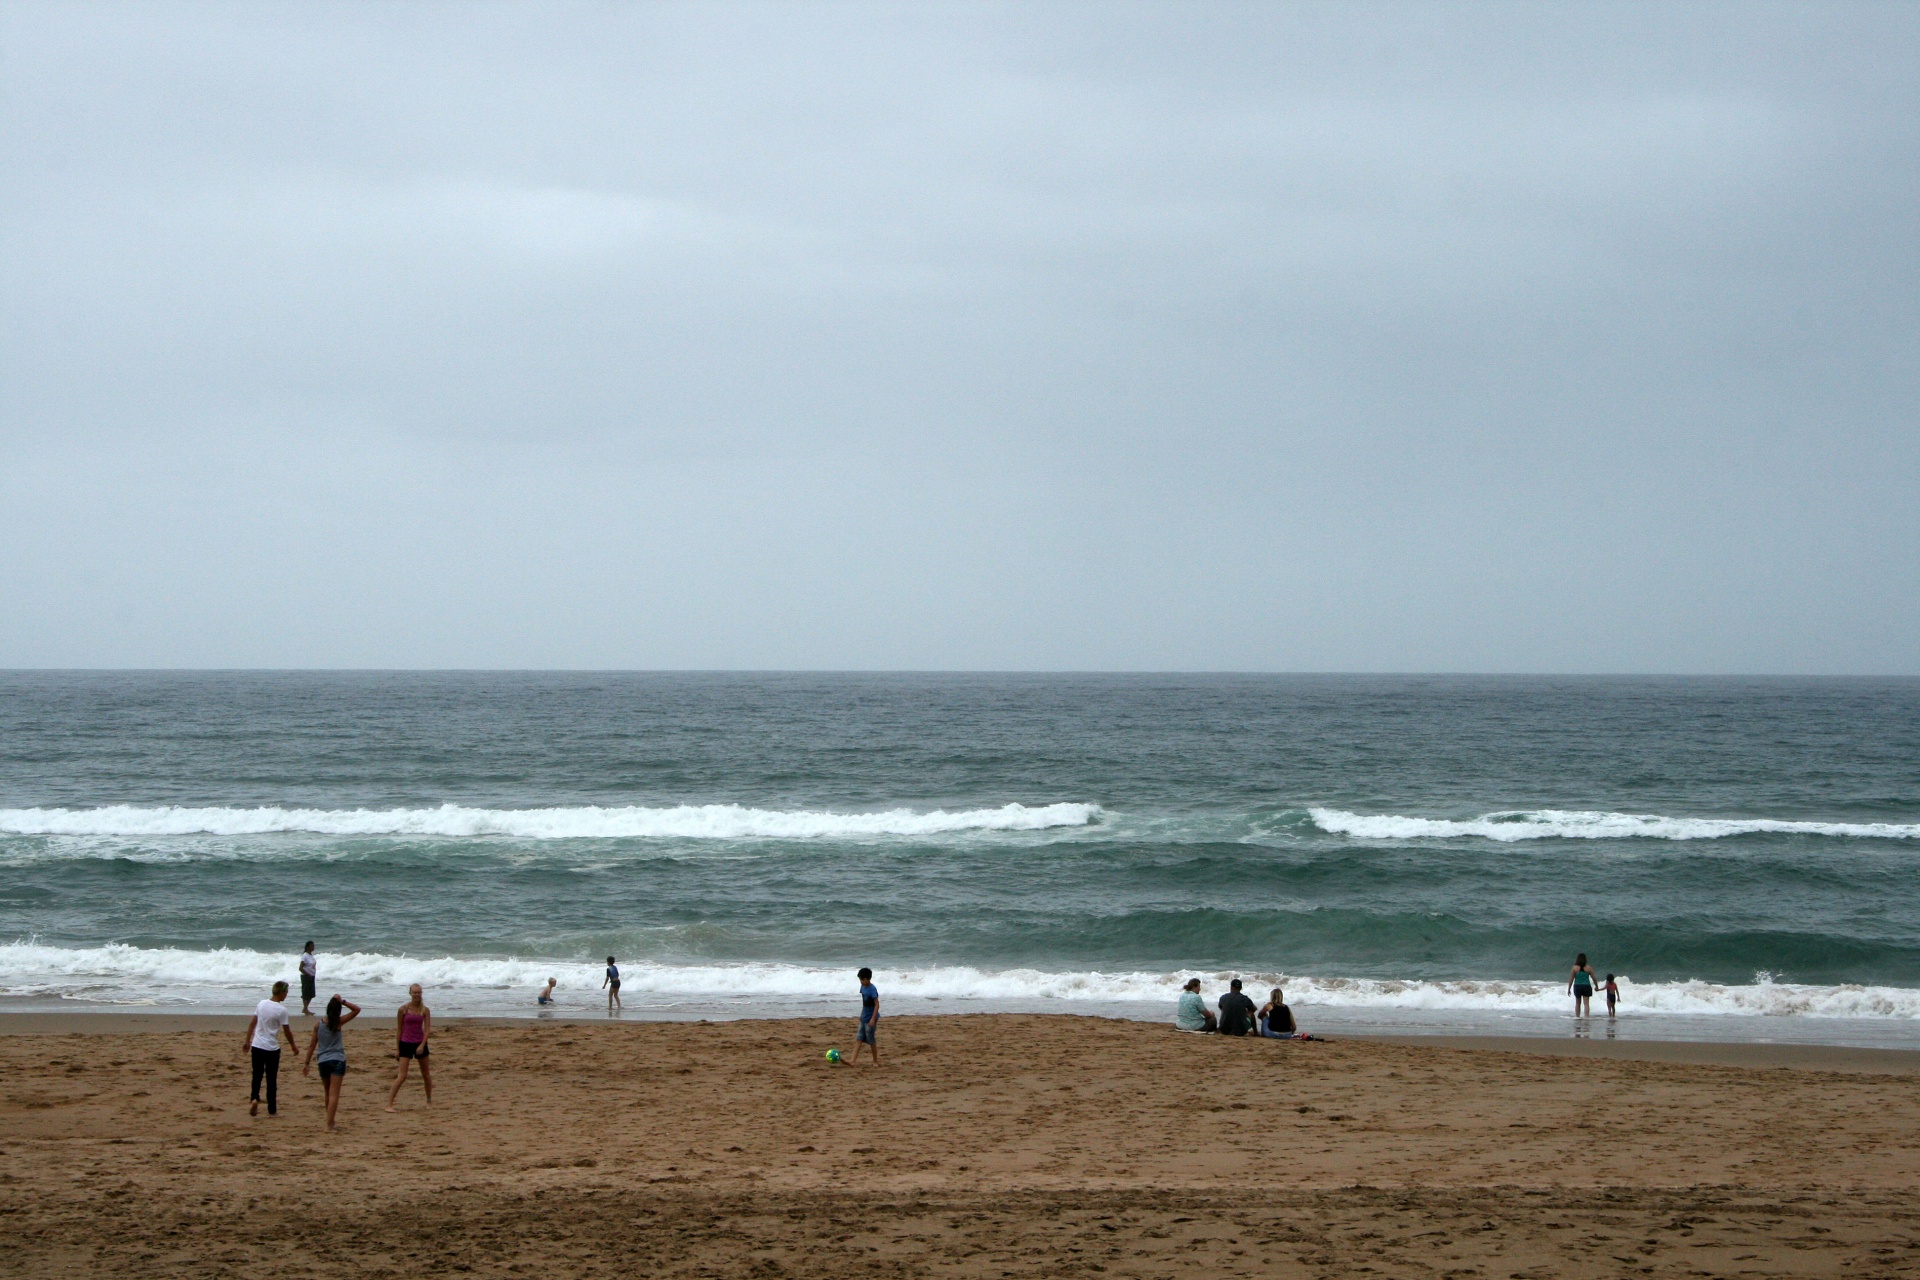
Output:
[{"xmin": 2, "ymin": 672, "xmax": 1916, "ymax": 1046}]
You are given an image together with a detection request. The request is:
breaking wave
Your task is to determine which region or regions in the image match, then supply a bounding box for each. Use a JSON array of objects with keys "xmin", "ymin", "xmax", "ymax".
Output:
[
  {"xmin": 1309, "ymin": 808, "xmax": 1920, "ymax": 842},
  {"xmin": 0, "ymin": 802, "xmax": 1101, "ymax": 841},
  {"xmin": 5, "ymin": 942, "xmax": 1918, "ymax": 1020}
]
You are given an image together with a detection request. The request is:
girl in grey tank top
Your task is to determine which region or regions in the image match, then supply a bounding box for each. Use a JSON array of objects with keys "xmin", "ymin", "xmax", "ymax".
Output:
[{"xmin": 302, "ymin": 995, "xmax": 362, "ymax": 1131}]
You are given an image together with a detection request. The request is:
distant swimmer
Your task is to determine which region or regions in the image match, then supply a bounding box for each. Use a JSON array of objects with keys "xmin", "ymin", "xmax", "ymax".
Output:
[
  {"xmin": 386, "ymin": 984, "xmax": 433, "ymax": 1111},
  {"xmin": 1569, "ymin": 953, "xmax": 1598, "ymax": 1018},
  {"xmin": 603, "ymin": 957, "xmax": 621, "ymax": 1014},
  {"xmin": 301, "ymin": 995, "xmax": 361, "ymax": 1131},
  {"xmin": 538, "ymin": 977, "xmax": 557, "ymax": 1007}
]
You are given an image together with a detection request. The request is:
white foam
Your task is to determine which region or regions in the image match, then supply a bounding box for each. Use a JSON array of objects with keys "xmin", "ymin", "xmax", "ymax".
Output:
[
  {"xmin": 1310, "ymin": 807, "xmax": 1920, "ymax": 842},
  {"xmin": 0, "ymin": 801, "xmax": 1100, "ymax": 841},
  {"xmin": 4, "ymin": 942, "xmax": 1917, "ymax": 1020}
]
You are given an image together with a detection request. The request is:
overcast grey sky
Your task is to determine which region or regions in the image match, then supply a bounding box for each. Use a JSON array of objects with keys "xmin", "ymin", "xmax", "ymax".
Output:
[{"xmin": 1, "ymin": 2, "xmax": 1915, "ymax": 672}]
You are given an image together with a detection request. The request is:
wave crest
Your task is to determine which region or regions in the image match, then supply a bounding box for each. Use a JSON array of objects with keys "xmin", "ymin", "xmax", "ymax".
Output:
[
  {"xmin": 0, "ymin": 802, "xmax": 1100, "ymax": 841},
  {"xmin": 1309, "ymin": 807, "xmax": 1920, "ymax": 842}
]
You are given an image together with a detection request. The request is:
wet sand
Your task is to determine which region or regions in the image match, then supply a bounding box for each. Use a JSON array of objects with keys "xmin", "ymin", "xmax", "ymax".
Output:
[{"xmin": 4, "ymin": 1012, "xmax": 1919, "ymax": 1277}]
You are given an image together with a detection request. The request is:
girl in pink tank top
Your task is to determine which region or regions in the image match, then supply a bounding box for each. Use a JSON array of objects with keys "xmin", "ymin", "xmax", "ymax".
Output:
[{"xmin": 387, "ymin": 984, "xmax": 433, "ymax": 1111}]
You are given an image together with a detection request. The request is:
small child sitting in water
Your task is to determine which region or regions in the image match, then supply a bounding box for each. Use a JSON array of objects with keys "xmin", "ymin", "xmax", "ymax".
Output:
[{"xmin": 537, "ymin": 977, "xmax": 557, "ymax": 1006}]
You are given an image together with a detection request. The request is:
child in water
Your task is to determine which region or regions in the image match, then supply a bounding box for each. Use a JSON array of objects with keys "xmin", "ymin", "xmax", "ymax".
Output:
[
  {"xmin": 603, "ymin": 957, "xmax": 621, "ymax": 1013},
  {"xmin": 1604, "ymin": 973, "xmax": 1620, "ymax": 1017}
]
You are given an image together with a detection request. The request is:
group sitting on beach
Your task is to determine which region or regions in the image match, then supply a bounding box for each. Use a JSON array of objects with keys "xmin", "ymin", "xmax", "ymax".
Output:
[{"xmin": 1174, "ymin": 977, "xmax": 1312, "ymax": 1038}]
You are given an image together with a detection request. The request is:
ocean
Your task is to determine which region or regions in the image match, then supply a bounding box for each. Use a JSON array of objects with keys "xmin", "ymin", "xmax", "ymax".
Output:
[{"xmin": 3, "ymin": 672, "xmax": 1917, "ymax": 1045}]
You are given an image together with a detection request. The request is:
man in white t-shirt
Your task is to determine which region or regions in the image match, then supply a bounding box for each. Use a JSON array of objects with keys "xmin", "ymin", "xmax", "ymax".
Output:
[
  {"xmin": 298, "ymin": 942, "xmax": 317, "ymax": 1015},
  {"xmin": 244, "ymin": 980, "xmax": 299, "ymax": 1116}
]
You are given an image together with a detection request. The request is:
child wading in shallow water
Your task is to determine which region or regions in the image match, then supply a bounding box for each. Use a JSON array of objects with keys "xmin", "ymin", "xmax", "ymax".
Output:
[
  {"xmin": 1605, "ymin": 973, "xmax": 1621, "ymax": 1017},
  {"xmin": 604, "ymin": 956, "xmax": 621, "ymax": 1013}
]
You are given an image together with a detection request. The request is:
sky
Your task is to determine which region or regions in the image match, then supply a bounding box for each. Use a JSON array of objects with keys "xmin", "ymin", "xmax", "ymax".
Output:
[{"xmin": 1, "ymin": 2, "xmax": 1916, "ymax": 672}]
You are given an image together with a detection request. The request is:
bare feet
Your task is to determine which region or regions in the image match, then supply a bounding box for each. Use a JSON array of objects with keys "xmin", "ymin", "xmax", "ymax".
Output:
[{"xmin": 249, "ymin": 1100, "xmax": 258, "ymax": 1116}]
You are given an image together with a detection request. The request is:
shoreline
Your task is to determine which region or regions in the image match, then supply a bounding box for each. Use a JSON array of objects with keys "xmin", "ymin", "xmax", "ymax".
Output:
[{"xmin": 6, "ymin": 1007, "xmax": 1920, "ymax": 1074}]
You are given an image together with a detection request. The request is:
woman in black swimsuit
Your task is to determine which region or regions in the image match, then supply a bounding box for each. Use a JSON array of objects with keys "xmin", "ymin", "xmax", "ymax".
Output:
[{"xmin": 1568, "ymin": 953, "xmax": 1598, "ymax": 1018}]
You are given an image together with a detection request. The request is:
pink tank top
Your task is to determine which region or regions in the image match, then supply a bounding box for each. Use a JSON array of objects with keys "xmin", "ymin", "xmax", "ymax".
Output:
[{"xmin": 400, "ymin": 1009, "xmax": 426, "ymax": 1043}]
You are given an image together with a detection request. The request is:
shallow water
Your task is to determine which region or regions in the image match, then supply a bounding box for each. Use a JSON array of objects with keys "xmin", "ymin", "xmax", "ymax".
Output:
[{"xmin": 3, "ymin": 672, "xmax": 1916, "ymax": 1043}]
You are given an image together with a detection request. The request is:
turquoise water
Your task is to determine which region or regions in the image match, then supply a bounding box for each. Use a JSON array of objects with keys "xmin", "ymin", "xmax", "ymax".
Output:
[{"xmin": 2, "ymin": 673, "xmax": 1917, "ymax": 1042}]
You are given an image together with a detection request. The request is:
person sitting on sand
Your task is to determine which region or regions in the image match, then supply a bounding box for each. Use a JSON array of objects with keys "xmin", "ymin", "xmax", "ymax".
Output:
[
  {"xmin": 1217, "ymin": 977, "xmax": 1258, "ymax": 1037},
  {"xmin": 1258, "ymin": 987, "xmax": 1297, "ymax": 1038},
  {"xmin": 1175, "ymin": 977, "xmax": 1216, "ymax": 1032},
  {"xmin": 537, "ymin": 978, "xmax": 557, "ymax": 1007}
]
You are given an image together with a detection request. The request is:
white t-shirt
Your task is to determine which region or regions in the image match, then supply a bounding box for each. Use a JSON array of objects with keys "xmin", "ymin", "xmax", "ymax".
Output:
[
  {"xmin": 251, "ymin": 999, "xmax": 293, "ymax": 1051},
  {"xmin": 299, "ymin": 952, "xmax": 316, "ymax": 978}
]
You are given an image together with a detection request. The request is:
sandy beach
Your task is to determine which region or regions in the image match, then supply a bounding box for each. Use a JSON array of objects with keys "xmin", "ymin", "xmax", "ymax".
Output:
[{"xmin": 4, "ymin": 1012, "xmax": 1919, "ymax": 1278}]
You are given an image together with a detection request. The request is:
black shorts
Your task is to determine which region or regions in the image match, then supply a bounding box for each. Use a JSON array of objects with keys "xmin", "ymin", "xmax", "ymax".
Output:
[
  {"xmin": 1574, "ymin": 987, "xmax": 1593, "ymax": 1000},
  {"xmin": 318, "ymin": 1060, "xmax": 346, "ymax": 1080},
  {"xmin": 301, "ymin": 975, "xmax": 316, "ymax": 1000},
  {"xmin": 397, "ymin": 1041, "xmax": 429, "ymax": 1059}
]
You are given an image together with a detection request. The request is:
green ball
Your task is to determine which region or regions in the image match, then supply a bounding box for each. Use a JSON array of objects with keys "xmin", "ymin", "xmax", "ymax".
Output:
[{"xmin": 825, "ymin": 1048, "xmax": 843, "ymax": 1063}]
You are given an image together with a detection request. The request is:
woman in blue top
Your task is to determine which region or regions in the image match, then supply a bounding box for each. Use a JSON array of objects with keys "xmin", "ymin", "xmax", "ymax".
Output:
[{"xmin": 301, "ymin": 994, "xmax": 361, "ymax": 1131}]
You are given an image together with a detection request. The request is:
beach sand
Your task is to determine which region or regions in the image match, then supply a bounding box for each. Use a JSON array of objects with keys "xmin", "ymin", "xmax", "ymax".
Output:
[{"xmin": 4, "ymin": 1012, "xmax": 1919, "ymax": 1277}]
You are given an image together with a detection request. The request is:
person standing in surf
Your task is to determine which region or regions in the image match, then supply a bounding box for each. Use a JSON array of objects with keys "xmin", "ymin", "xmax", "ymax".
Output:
[
  {"xmin": 298, "ymin": 941, "xmax": 317, "ymax": 1015},
  {"xmin": 1604, "ymin": 973, "xmax": 1621, "ymax": 1017},
  {"xmin": 301, "ymin": 994, "xmax": 361, "ymax": 1131},
  {"xmin": 1569, "ymin": 954, "xmax": 1598, "ymax": 1018},
  {"xmin": 603, "ymin": 956, "xmax": 621, "ymax": 1013},
  {"xmin": 386, "ymin": 984, "xmax": 432, "ymax": 1111}
]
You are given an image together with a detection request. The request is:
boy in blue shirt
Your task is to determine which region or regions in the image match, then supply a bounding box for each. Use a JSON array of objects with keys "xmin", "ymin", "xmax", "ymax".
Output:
[{"xmin": 849, "ymin": 967, "xmax": 881, "ymax": 1066}]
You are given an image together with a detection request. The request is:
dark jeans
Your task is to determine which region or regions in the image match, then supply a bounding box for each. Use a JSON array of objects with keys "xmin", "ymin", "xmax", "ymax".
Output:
[{"xmin": 250, "ymin": 1047, "xmax": 281, "ymax": 1113}]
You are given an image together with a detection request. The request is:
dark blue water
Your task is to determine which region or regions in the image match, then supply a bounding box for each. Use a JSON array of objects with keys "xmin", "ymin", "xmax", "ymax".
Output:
[{"xmin": 2, "ymin": 673, "xmax": 1917, "ymax": 1033}]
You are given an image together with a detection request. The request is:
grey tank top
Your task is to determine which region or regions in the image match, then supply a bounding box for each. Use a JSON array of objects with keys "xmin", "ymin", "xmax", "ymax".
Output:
[{"xmin": 314, "ymin": 1020, "xmax": 346, "ymax": 1064}]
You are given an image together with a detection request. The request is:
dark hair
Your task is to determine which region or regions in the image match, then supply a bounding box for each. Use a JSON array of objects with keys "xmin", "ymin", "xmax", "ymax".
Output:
[
  {"xmin": 1184, "ymin": 977, "xmax": 1201, "ymax": 990},
  {"xmin": 1605, "ymin": 973, "xmax": 1614, "ymax": 981},
  {"xmin": 1229, "ymin": 978, "xmax": 1243, "ymax": 991},
  {"xmin": 607, "ymin": 956, "xmax": 616, "ymax": 965},
  {"xmin": 326, "ymin": 995, "xmax": 343, "ymax": 1032},
  {"xmin": 1576, "ymin": 953, "xmax": 1588, "ymax": 966},
  {"xmin": 857, "ymin": 967, "xmax": 873, "ymax": 981},
  {"xmin": 271, "ymin": 980, "xmax": 288, "ymax": 997},
  {"xmin": 304, "ymin": 940, "xmax": 315, "ymax": 950}
]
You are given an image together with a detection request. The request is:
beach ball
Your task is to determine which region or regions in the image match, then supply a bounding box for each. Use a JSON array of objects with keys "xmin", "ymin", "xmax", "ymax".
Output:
[{"xmin": 825, "ymin": 1048, "xmax": 843, "ymax": 1063}]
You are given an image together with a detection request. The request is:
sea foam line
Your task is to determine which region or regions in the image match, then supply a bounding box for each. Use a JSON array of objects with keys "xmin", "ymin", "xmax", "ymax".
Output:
[
  {"xmin": 4, "ymin": 942, "xmax": 1917, "ymax": 1019},
  {"xmin": 0, "ymin": 802, "xmax": 1100, "ymax": 841},
  {"xmin": 1309, "ymin": 807, "xmax": 1920, "ymax": 842}
]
